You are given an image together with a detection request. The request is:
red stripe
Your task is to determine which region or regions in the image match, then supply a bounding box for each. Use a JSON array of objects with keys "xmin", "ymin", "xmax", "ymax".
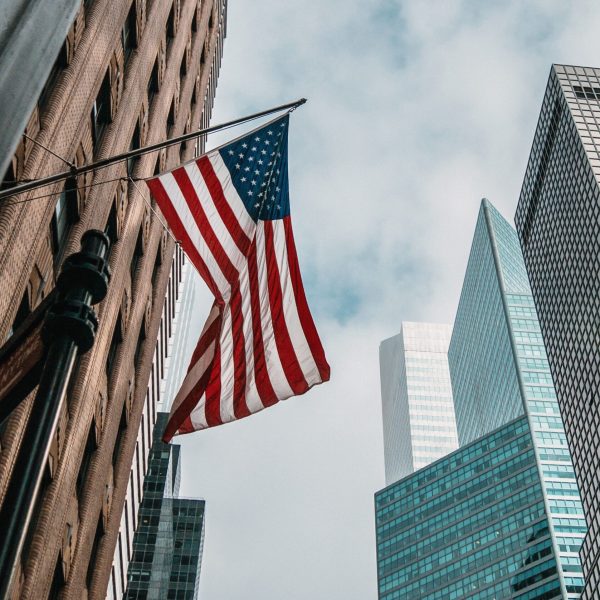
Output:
[
  {"xmin": 283, "ymin": 217, "xmax": 330, "ymax": 381},
  {"xmin": 263, "ymin": 221, "xmax": 308, "ymax": 394},
  {"xmin": 198, "ymin": 156, "xmax": 251, "ymax": 255},
  {"xmin": 162, "ymin": 304, "xmax": 222, "ymax": 442},
  {"xmin": 171, "ymin": 167, "xmax": 238, "ymax": 284},
  {"xmin": 230, "ymin": 281, "xmax": 250, "ymax": 419},
  {"xmin": 147, "ymin": 177, "xmax": 222, "ymax": 303},
  {"xmin": 247, "ymin": 240, "xmax": 278, "ymax": 406},
  {"xmin": 204, "ymin": 339, "xmax": 223, "ymax": 427}
]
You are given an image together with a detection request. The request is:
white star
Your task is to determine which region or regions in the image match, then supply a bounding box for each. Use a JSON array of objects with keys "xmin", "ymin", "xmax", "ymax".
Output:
[
  {"xmin": 228, "ymin": 150, "xmax": 234, "ymax": 155},
  {"xmin": 254, "ymin": 136, "xmax": 261, "ymax": 142},
  {"xmin": 251, "ymin": 146, "xmax": 257, "ymax": 152},
  {"xmin": 261, "ymin": 182, "xmax": 266, "ymax": 187},
  {"xmin": 265, "ymin": 140, "xmax": 270, "ymax": 146},
  {"xmin": 276, "ymin": 204, "xmax": 281, "ymax": 210},
  {"xmin": 248, "ymin": 157, "xmax": 254, "ymax": 162},
  {"xmin": 247, "ymin": 190, "xmax": 253, "ymax": 196},
  {"xmin": 254, "ymin": 169, "xmax": 260, "ymax": 175},
  {"xmin": 280, "ymin": 123, "xmax": 285, "ymax": 127},
  {"xmin": 251, "ymin": 180, "xmax": 256, "ymax": 186},
  {"xmin": 276, "ymin": 169, "xmax": 280, "ymax": 174},
  {"xmin": 260, "ymin": 150, "xmax": 267, "ymax": 156},
  {"xmin": 275, "ymin": 186, "xmax": 280, "ymax": 192},
  {"xmin": 238, "ymin": 153, "xmax": 244, "ymax": 159},
  {"xmin": 258, "ymin": 160, "xmax": 263, "ymax": 165},
  {"xmin": 267, "ymin": 204, "xmax": 271, "ymax": 209},
  {"xmin": 241, "ymin": 176, "xmax": 247, "ymax": 182},
  {"xmin": 258, "ymin": 193, "xmax": 263, "ymax": 198},
  {"xmin": 270, "ymin": 152, "xmax": 275, "ymax": 157},
  {"xmin": 277, "ymin": 152, "xmax": 281, "ymax": 157},
  {"xmin": 242, "ymin": 143, "xmax": 248, "ymax": 149},
  {"xmin": 244, "ymin": 167, "xmax": 250, "ymax": 172},
  {"xmin": 254, "ymin": 202, "xmax": 260, "ymax": 208},
  {"xmin": 267, "ymin": 130, "xmax": 273, "ymax": 136}
]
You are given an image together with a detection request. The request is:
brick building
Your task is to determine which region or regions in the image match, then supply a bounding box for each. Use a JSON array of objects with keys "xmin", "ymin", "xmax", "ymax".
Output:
[{"xmin": 0, "ymin": 0, "xmax": 226, "ymax": 598}]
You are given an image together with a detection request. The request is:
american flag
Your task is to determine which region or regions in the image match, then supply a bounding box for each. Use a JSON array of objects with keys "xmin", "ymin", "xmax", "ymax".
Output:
[{"xmin": 147, "ymin": 114, "xmax": 330, "ymax": 441}]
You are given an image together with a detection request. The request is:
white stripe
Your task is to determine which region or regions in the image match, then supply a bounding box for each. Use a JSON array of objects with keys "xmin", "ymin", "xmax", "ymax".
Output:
[
  {"xmin": 209, "ymin": 152, "xmax": 256, "ymax": 238},
  {"xmin": 271, "ymin": 221, "xmax": 321, "ymax": 386},
  {"xmin": 238, "ymin": 265, "xmax": 264, "ymax": 414},
  {"xmin": 255, "ymin": 222, "xmax": 294, "ymax": 398},
  {"xmin": 217, "ymin": 302, "xmax": 236, "ymax": 422},
  {"xmin": 160, "ymin": 172, "xmax": 230, "ymax": 298},
  {"xmin": 183, "ymin": 161, "xmax": 249, "ymax": 271}
]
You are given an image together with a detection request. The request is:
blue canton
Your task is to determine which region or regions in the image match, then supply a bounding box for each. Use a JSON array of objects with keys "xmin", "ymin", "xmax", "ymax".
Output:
[{"xmin": 219, "ymin": 115, "xmax": 290, "ymax": 222}]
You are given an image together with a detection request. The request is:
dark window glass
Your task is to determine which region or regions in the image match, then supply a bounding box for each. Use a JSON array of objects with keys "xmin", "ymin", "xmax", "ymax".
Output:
[
  {"xmin": 167, "ymin": 4, "xmax": 176, "ymax": 38},
  {"xmin": 48, "ymin": 551, "xmax": 66, "ymax": 599},
  {"xmin": 122, "ymin": 2, "xmax": 137, "ymax": 63},
  {"xmin": 86, "ymin": 515, "xmax": 105, "ymax": 588},
  {"xmin": 91, "ymin": 71, "xmax": 112, "ymax": 148},
  {"xmin": 76, "ymin": 421, "xmax": 97, "ymax": 501},
  {"xmin": 131, "ymin": 227, "xmax": 143, "ymax": 282},
  {"xmin": 106, "ymin": 314, "xmax": 123, "ymax": 377},
  {"xmin": 9, "ymin": 288, "xmax": 31, "ymax": 337},
  {"xmin": 50, "ymin": 177, "xmax": 77, "ymax": 262},
  {"xmin": 104, "ymin": 201, "xmax": 119, "ymax": 244},
  {"xmin": 148, "ymin": 57, "xmax": 160, "ymax": 101},
  {"xmin": 112, "ymin": 404, "xmax": 128, "ymax": 468},
  {"xmin": 127, "ymin": 121, "xmax": 141, "ymax": 177},
  {"xmin": 38, "ymin": 43, "xmax": 68, "ymax": 115}
]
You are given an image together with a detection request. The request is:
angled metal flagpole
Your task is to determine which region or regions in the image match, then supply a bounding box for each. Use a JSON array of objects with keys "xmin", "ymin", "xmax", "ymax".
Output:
[{"xmin": 0, "ymin": 99, "xmax": 307, "ymax": 202}]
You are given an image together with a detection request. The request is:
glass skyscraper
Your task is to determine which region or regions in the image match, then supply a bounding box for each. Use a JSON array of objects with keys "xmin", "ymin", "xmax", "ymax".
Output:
[
  {"xmin": 514, "ymin": 64, "xmax": 600, "ymax": 598},
  {"xmin": 125, "ymin": 413, "xmax": 205, "ymax": 599},
  {"xmin": 380, "ymin": 322, "xmax": 458, "ymax": 484},
  {"xmin": 375, "ymin": 200, "xmax": 585, "ymax": 599}
]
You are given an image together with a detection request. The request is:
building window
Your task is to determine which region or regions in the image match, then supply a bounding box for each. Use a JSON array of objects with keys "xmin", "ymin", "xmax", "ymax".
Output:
[
  {"xmin": 48, "ymin": 552, "xmax": 66, "ymax": 599},
  {"xmin": 122, "ymin": 2, "xmax": 137, "ymax": 63},
  {"xmin": 51, "ymin": 177, "xmax": 78, "ymax": 262},
  {"xmin": 91, "ymin": 70, "xmax": 112, "ymax": 148},
  {"xmin": 112, "ymin": 404, "xmax": 128, "ymax": 468},
  {"xmin": 86, "ymin": 515, "xmax": 105, "ymax": 589},
  {"xmin": 127, "ymin": 121, "xmax": 140, "ymax": 177},
  {"xmin": 104, "ymin": 201, "xmax": 119, "ymax": 245},
  {"xmin": 38, "ymin": 43, "xmax": 68, "ymax": 116},
  {"xmin": 8, "ymin": 288, "xmax": 31, "ymax": 338},
  {"xmin": 76, "ymin": 421, "xmax": 97, "ymax": 502},
  {"xmin": 148, "ymin": 57, "xmax": 159, "ymax": 102},
  {"xmin": 167, "ymin": 97, "xmax": 175, "ymax": 129},
  {"xmin": 106, "ymin": 314, "xmax": 123, "ymax": 378},
  {"xmin": 167, "ymin": 4, "xmax": 176, "ymax": 38},
  {"xmin": 130, "ymin": 227, "xmax": 143, "ymax": 282}
]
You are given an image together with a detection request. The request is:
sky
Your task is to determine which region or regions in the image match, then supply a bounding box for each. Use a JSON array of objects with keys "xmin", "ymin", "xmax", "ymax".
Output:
[{"xmin": 173, "ymin": 2, "xmax": 600, "ymax": 599}]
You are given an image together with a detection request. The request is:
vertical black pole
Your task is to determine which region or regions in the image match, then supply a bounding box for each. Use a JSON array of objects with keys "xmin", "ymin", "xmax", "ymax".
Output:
[{"xmin": 0, "ymin": 230, "xmax": 110, "ymax": 599}]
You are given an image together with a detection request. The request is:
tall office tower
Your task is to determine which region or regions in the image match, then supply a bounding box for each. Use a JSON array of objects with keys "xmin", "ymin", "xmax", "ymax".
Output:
[
  {"xmin": 0, "ymin": 1, "xmax": 226, "ymax": 598},
  {"xmin": 380, "ymin": 322, "xmax": 458, "ymax": 485},
  {"xmin": 449, "ymin": 198, "xmax": 585, "ymax": 596},
  {"xmin": 122, "ymin": 413, "xmax": 205, "ymax": 600},
  {"xmin": 376, "ymin": 416, "xmax": 571, "ymax": 599},
  {"xmin": 515, "ymin": 64, "xmax": 600, "ymax": 597}
]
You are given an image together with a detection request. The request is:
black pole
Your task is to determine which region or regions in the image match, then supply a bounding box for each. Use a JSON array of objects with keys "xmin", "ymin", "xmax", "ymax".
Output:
[
  {"xmin": 0, "ymin": 98, "xmax": 307, "ymax": 202},
  {"xmin": 0, "ymin": 230, "xmax": 110, "ymax": 599}
]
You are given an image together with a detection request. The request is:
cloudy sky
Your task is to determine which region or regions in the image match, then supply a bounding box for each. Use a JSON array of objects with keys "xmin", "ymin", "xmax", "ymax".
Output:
[{"xmin": 174, "ymin": 2, "xmax": 600, "ymax": 599}]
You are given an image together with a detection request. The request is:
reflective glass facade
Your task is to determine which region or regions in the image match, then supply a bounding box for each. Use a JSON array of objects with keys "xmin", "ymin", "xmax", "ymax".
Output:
[
  {"xmin": 380, "ymin": 322, "xmax": 458, "ymax": 484},
  {"xmin": 515, "ymin": 64, "xmax": 600, "ymax": 599},
  {"xmin": 125, "ymin": 413, "xmax": 205, "ymax": 599},
  {"xmin": 376, "ymin": 417, "xmax": 563, "ymax": 599},
  {"xmin": 449, "ymin": 200, "xmax": 585, "ymax": 597}
]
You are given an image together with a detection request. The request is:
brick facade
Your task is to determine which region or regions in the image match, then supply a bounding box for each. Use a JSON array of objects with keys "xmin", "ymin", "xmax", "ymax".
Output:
[{"xmin": 0, "ymin": 1, "xmax": 226, "ymax": 597}]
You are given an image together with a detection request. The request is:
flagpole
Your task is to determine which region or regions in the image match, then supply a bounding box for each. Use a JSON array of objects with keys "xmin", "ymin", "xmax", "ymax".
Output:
[{"xmin": 0, "ymin": 99, "xmax": 307, "ymax": 202}]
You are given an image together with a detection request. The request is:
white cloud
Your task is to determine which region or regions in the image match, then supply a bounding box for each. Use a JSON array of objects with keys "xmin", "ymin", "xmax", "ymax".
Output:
[{"xmin": 178, "ymin": 2, "xmax": 600, "ymax": 598}]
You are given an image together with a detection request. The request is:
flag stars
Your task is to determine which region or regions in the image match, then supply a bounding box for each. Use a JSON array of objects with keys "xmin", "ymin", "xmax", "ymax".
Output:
[
  {"xmin": 251, "ymin": 180, "xmax": 256, "ymax": 186},
  {"xmin": 235, "ymin": 164, "xmax": 240, "ymax": 169},
  {"xmin": 247, "ymin": 190, "xmax": 253, "ymax": 196},
  {"xmin": 228, "ymin": 150, "xmax": 235, "ymax": 156},
  {"xmin": 251, "ymin": 146, "xmax": 257, "ymax": 152},
  {"xmin": 241, "ymin": 176, "xmax": 247, "ymax": 182},
  {"xmin": 242, "ymin": 143, "xmax": 248, "ymax": 149},
  {"xmin": 248, "ymin": 156, "xmax": 254, "ymax": 162},
  {"xmin": 238, "ymin": 153, "xmax": 244, "ymax": 159},
  {"xmin": 254, "ymin": 202, "xmax": 260, "ymax": 207},
  {"xmin": 261, "ymin": 149, "xmax": 267, "ymax": 155},
  {"xmin": 244, "ymin": 167, "xmax": 250, "ymax": 172},
  {"xmin": 267, "ymin": 130, "xmax": 273, "ymax": 136},
  {"xmin": 254, "ymin": 136, "xmax": 261, "ymax": 142},
  {"xmin": 254, "ymin": 169, "xmax": 260, "ymax": 175},
  {"xmin": 258, "ymin": 160, "xmax": 263, "ymax": 165}
]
